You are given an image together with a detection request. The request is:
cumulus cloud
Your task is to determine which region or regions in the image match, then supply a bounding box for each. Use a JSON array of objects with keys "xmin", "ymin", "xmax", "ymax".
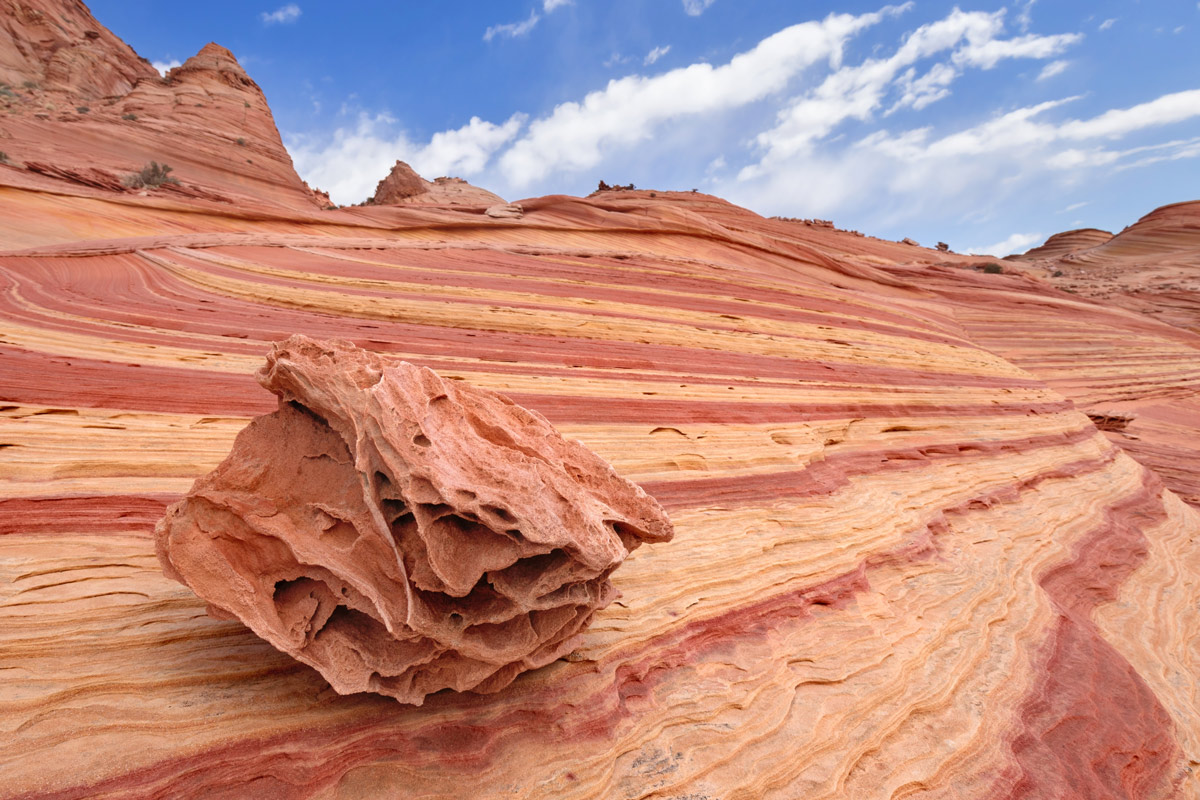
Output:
[
  {"xmin": 498, "ymin": 6, "xmax": 906, "ymax": 185},
  {"xmin": 484, "ymin": 10, "xmax": 540, "ymax": 41},
  {"xmin": 644, "ymin": 45, "xmax": 671, "ymax": 66},
  {"xmin": 287, "ymin": 113, "xmax": 525, "ymax": 204},
  {"xmin": 683, "ymin": 0, "xmax": 717, "ymax": 16},
  {"xmin": 967, "ymin": 231, "xmax": 1043, "ymax": 255},
  {"xmin": 261, "ymin": 4, "xmax": 300, "ymax": 25},
  {"xmin": 1037, "ymin": 59, "xmax": 1070, "ymax": 80},
  {"xmin": 152, "ymin": 59, "xmax": 181, "ymax": 76}
]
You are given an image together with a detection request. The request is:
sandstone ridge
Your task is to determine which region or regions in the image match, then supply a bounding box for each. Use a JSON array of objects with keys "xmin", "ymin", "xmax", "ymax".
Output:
[{"xmin": 155, "ymin": 335, "xmax": 673, "ymax": 705}]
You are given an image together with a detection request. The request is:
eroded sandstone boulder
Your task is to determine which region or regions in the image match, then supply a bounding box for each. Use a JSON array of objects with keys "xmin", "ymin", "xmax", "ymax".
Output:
[{"xmin": 155, "ymin": 335, "xmax": 672, "ymax": 704}]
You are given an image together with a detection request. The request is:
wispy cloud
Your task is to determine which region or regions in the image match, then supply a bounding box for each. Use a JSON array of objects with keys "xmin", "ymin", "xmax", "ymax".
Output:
[
  {"xmin": 152, "ymin": 58, "xmax": 181, "ymax": 76},
  {"xmin": 1015, "ymin": 0, "xmax": 1036, "ymax": 33},
  {"xmin": 1061, "ymin": 201, "xmax": 1088, "ymax": 212},
  {"xmin": 261, "ymin": 4, "xmax": 301, "ymax": 25},
  {"xmin": 967, "ymin": 231, "xmax": 1043, "ymax": 255},
  {"xmin": 682, "ymin": 0, "xmax": 716, "ymax": 17},
  {"xmin": 484, "ymin": 9, "xmax": 540, "ymax": 41},
  {"xmin": 644, "ymin": 45, "xmax": 671, "ymax": 66},
  {"xmin": 1037, "ymin": 59, "xmax": 1070, "ymax": 80},
  {"xmin": 543, "ymin": 0, "xmax": 571, "ymax": 10},
  {"xmin": 1098, "ymin": 18, "xmax": 1116, "ymax": 31}
]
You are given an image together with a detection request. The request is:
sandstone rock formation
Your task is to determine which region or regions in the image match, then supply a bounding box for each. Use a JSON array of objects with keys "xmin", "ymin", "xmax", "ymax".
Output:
[
  {"xmin": 155, "ymin": 335, "xmax": 672, "ymax": 704},
  {"xmin": 2, "ymin": 3, "xmax": 1200, "ymax": 799},
  {"xmin": 370, "ymin": 159, "xmax": 505, "ymax": 206},
  {"xmin": 1015, "ymin": 227, "xmax": 1113, "ymax": 260}
]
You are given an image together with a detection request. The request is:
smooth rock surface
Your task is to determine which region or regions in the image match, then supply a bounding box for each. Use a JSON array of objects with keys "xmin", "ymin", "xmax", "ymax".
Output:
[{"xmin": 155, "ymin": 335, "xmax": 672, "ymax": 705}]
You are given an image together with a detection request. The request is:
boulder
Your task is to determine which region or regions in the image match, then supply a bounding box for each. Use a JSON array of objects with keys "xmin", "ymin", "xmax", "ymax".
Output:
[{"xmin": 155, "ymin": 335, "xmax": 673, "ymax": 704}]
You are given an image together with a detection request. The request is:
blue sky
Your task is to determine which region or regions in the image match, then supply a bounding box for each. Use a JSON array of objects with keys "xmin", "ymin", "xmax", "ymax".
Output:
[{"xmin": 88, "ymin": 1, "xmax": 1200, "ymax": 255}]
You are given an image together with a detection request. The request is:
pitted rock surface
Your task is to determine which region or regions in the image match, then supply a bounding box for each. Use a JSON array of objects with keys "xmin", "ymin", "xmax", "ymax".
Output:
[{"xmin": 155, "ymin": 335, "xmax": 673, "ymax": 704}]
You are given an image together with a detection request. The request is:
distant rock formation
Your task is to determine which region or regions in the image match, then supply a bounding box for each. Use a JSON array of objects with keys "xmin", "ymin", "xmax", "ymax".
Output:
[
  {"xmin": 0, "ymin": 0, "xmax": 156, "ymax": 100},
  {"xmin": 155, "ymin": 335, "xmax": 673, "ymax": 704},
  {"xmin": 0, "ymin": 2, "xmax": 330, "ymax": 209},
  {"xmin": 1015, "ymin": 228, "xmax": 1113, "ymax": 261},
  {"xmin": 370, "ymin": 160, "xmax": 504, "ymax": 206}
]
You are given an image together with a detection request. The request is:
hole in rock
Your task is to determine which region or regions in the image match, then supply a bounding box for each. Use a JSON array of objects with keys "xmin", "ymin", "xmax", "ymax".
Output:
[
  {"xmin": 484, "ymin": 505, "xmax": 517, "ymax": 524},
  {"xmin": 287, "ymin": 400, "xmax": 328, "ymax": 427},
  {"xmin": 607, "ymin": 521, "xmax": 645, "ymax": 550},
  {"xmin": 381, "ymin": 498, "xmax": 409, "ymax": 523},
  {"xmin": 413, "ymin": 433, "xmax": 431, "ymax": 447},
  {"xmin": 374, "ymin": 471, "xmax": 399, "ymax": 499}
]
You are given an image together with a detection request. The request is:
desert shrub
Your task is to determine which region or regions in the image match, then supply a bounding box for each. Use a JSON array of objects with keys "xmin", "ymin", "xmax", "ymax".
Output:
[
  {"xmin": 76, "ymin": 106, "xmax": 90, "ymax": 113},
  {"xmin": 122, "ymin": 112, "xmax": 138, "ymax": 121},
  {"xmin": 0, "ymin": 151, "xmax": 8, "ymax": 163},
  {"xmin": 236, "ymin": 137, "xmax": 246, "ymax": 146},
  {"xmin": 983, "ymin": 263, "xmax": 1003, "ymax": 274},
  {"xmin": 1052, "ymin": 269, "xmax": 1064, "ymax": 277},
  {"xmin": 22, "ymin": 80, "xmax": 38, "ymax": 90},
  {"xmin": 124, "ymin": 161, "xmax": 179, "ymax": 188}
]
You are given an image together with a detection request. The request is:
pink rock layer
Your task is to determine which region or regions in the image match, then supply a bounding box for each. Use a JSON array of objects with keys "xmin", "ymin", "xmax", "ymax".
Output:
[{"xmin": 154, "ymin": 335, "xmax": 673, "ymax": 705}]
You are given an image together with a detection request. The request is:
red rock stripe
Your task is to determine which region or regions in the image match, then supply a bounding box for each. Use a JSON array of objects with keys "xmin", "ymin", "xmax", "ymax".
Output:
[
  {"xmin": 188, "ymin": 246, "xmax": 973, "ymax": 348},
  {"xmin": 643, "ymin": 423, "xmax": 1103, "ymax": 510},
  {"xmin": 0, "ymin": 347, "xmax": 274, "ymax": 416},
  {"xmin": 1, "ymin": 262, "xmax": 1039, "ymax": 390},
  {"xmin": 0, "ymin": 496, "xmax": 169, "ymax": 536},
  {"xmin": 0, "ymin": 343, "xmax": 1067, "ymax": 420},
  {"xmin": 995, "ymin": 473, "xmax": 1183, "ymax": 799}
]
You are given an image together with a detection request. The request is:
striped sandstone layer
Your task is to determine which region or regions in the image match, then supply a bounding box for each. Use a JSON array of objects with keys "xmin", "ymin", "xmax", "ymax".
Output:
[
  {"xmin": 2, "ymin": 4, "xmax": 1200, "ymax": 799},
  {"xmin": 2, "ymin": 190, "xmax": 1199, "ymax": 799}
]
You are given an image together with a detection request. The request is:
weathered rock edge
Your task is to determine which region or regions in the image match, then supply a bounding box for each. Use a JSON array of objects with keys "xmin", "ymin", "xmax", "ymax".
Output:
[{"xmin": 155, "ymin": 335, "xmax": 673, "ymax": 704}]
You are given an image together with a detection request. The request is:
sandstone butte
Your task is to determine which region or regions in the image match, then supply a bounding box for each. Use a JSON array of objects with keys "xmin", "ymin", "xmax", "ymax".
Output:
[{"xmin": 1, "ymin": 1, "xmax": 1199, "ymax": 798}]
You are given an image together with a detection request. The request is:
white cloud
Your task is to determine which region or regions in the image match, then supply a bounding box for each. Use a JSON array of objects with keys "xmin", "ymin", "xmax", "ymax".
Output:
[
  {"xmin": 484, "ymin": 10, "xmax": 540, "ymax": 41},
  {"xmin": 1037, "ymin": 59, "xmax": 1070, "ymax": 81},
  {"xmin": 261, "ymin": 4, "xmax": 300, "ymax": 25},
  {"xmin": 644, "ymin": 45, "xmax": 671, "ymax": 66},
  {"xmin": 544, "ymin": 0, "xmax": 571, "ymax": 10},
  {"xmin": 287, "ymin": 113, "xmax": 524, "ymax": 204},
  {"xmin": 1061, "ymin": 201, "xmax": 1088, "ymax": 212},
  {"xmin": 968, "ymin": 231, "xmax": 1042, "ymax": 255},
  {"xmin": 1015, "ymin": 0, "xmax": 1036, "ymax": 33},
  {"xmin": 1059, "ymin": 89, "xmax": 1200, "ymax": 139},
  {"xmin": 683, "ymin": 0, "xmax": 716, "ymax": 15},
  {"xmin": 1098, "ymin": 18, "xmax": 1116, "ymax": 31},
  {"xmin": 744, "ymin": 8, "xmax": 1080, "ymax": 178},
  {"xmin": 499, "ymin": 6, "xmax": 907, "ymax": 185},
  {"xmin": 152, "ymin": 59, "xmax": 181, "ymax": 76},
  {"xmin": 725, "ymin": 87, "xmax": 1200, "ymax": 231}
]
